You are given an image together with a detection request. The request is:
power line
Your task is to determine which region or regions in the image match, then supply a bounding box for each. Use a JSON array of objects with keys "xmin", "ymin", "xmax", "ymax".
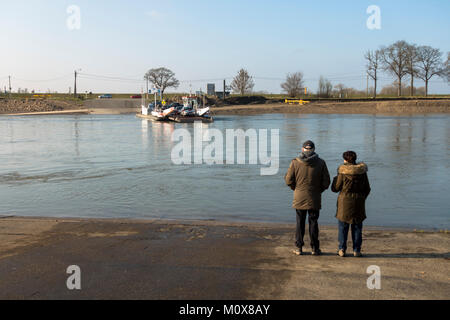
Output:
[
  {"xmin": 179, "ymin": 77, "xmax": 233, "ymax": 83},
  {"xmin": 12, "ymin": 74, "xmax": 73, "ymax": 82},
  {"xmin": 6, "ymin": 71, "xmax": 447, "ymax": 93},
  {"xmin": 253, "ymin": 76, "xmax": 284, "ymax": 81},
  {"xmin": 68, "ymin": 71, "xmax": 450, "ymax": 85},
  {"xmin": 79, "ymin": 72, "xmax": 234, "ymax": 84},
  {"xmin": 78, "ymin": 72, "xmax": 143, "ymax": 82},
  {"xmin": 78, "ymin": 75, "xmax": 143, "ymax": 83}
]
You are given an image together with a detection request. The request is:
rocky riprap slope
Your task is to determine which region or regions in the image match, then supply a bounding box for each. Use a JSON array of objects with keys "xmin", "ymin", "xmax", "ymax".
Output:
[{"xmin": 0, "ymin": 98, "xmax": 81, "ymax": 114}]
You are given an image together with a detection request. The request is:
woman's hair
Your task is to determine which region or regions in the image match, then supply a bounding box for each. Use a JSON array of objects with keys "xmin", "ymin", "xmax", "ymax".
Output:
[{"xmin": 343, "ymin": 151, "xmax": 357, "ymax": 164}]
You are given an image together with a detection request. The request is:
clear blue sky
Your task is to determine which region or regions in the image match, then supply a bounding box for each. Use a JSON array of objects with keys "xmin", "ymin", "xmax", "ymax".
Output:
[{"xmin": 0, "ymin": 0, "xmax": 449, "ymax": 94}]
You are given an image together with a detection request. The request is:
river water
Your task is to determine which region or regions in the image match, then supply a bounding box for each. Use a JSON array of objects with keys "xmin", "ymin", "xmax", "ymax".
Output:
[{"xmin": 0, "ymin": 113, "xmax": 448, "ymax": 229}]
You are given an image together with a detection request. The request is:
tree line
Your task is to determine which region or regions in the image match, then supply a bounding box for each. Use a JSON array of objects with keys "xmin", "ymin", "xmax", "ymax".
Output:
[
  {"xmin": 143, "ymin": 67, "xmax": 257, "ymax": 97},
  {"xmin": 281, "ymin": 41, "xmax": 449, "ymax": 98},
  {"xmin": 365, "ymin": 40, "xmax": 448, "ymax": 97},
  {"xmin": 143, "ymin": 42, "xmax": 449, "ymax": 99}
]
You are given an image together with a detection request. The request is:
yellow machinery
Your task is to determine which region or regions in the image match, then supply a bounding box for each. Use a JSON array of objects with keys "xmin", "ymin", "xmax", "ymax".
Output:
[{"xmin": 285, "ymin": 99, "xmax": 310, "ymax": 105}]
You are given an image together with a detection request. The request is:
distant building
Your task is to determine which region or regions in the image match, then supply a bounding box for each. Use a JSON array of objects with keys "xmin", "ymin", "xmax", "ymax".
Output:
[
  {"xmin": 207, "ymin": 83, "xmax": 215, "ymax": 96},
  {"xmin": 215, "ymin": 91, "xmax": 231, "ymax": 99}
]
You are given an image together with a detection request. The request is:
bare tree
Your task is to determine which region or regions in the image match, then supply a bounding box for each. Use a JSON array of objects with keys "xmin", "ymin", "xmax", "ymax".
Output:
[
  {"xmin": 380, "ymin": 41, "xmax": 409, "ymax": 96},
  {"xmin": 334, "ymin": 83, "xmax": 346, "ymax": 98},
  {"xmin": 380, "ymin": 82, "xmax": 425, "ymax": 96},
  {"xmin": 405, "ymin": 43, "xmax": 419, "ymax": 96},
  {"xmin": 318, "ymin": 76, "xmax": 332, "ymax": 98},
  {"xmin": 380, "ymin": 82, "xmax": 407, "ymax": 96},
  {"xmin": 416, "ymin": 46, "xmax": 443, "ymax": 97},
  {"xmin": 231, "ymin": 69, "xmax": 254, "ymax": 95},
  {"xmin": 281, "ymin": 72, "xmax": 304, "ymax": 97},
  {"xmin": 365, "ymin": 49, "xmax": 382, "ymax": 98},
  {"xmin": 144, "ymin": 67, "xmax": 180, "ymax": 97},
  {"xmin": 443, "ymin": 52, "xmax": 450, "ymax": 83},
  {"xmin": 318, "ymin": 77, "xmax": 326, "ymax": 97},
  {"xmin": 326, "ymin": 81, "xmax": 333, "ymax": 97}
]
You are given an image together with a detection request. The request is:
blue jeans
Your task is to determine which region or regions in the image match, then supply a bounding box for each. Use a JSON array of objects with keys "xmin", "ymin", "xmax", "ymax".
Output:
[{"xmin": 338, "ymin": 221, "xmax": 363, "ymax": 253}]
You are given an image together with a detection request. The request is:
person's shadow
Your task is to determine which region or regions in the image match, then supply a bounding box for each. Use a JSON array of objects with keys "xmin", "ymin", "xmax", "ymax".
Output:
[
  {"xmin": 361, "ymin": 252, "xmax": 450, "ymax": 259},
  {"xmin": 306, "ymin": 252, "xmax": 449, "ymax": 259}
]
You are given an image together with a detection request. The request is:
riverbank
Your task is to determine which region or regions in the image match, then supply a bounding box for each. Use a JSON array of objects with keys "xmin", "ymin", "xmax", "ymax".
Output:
[
  {"xmin": 0, "ymin": 98, "xmax": 83, "ymax": 114},
  {"xmin": 211, "ymin": 99, "xmax": 450, "ymax": 115},
  {"xmin": 0, "ymin": 216, "xmax": 448, "ymax": 300},
  {"xmin": 1, "ymin": 98, "xmax": 449, "ymax": 116},
  {"xmin": 0, "ymin": 98, "xmax": 137, "ymax": 115}
]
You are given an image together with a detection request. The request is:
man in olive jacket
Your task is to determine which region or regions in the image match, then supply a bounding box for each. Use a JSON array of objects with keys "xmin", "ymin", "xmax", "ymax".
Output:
[{"xmin": 285, "ymin": 140, "xmax": 330, "ymax": 255}]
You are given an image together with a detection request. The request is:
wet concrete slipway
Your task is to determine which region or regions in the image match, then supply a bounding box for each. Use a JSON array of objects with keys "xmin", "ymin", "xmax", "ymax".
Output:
[{"xmin": 0, "ymin": 217, "xmax": 449, "ymax": 299}]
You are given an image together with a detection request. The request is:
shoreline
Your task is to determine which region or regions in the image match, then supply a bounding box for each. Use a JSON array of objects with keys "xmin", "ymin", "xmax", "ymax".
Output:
[
  {"xmin": 1, "ymin": 109, "xmax": 90, "ymax": 116},
  {"xmin": 211, "ymin": 100, "xmax": 450, "ymax": 115},
  {"xmin": 1, "ymin": 99, "xmax": 449, "ymax": 116},
  {"xmin": 1, "ymin": 214, "xmax": 445, "ymax": 233},
  {"xmin": 1, "ymin": 216, "xmax": 448, "ymax": 299}
]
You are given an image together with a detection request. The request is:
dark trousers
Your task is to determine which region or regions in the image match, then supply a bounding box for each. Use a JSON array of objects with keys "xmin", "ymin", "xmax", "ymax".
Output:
[
  {"xmin": 295, "ymin": 209, "xmax": 320, "ymax": 251},
  {"xmin": 338, "ymin": 221, "xmax": 363, "ymax": 253}
]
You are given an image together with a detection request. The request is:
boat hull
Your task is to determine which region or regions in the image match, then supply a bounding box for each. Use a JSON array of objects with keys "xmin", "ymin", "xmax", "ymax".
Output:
[
  {"xmin": 137, "ymin": 114, "xmax": 214, "ymax": 123},
  {"xmin": 168, "ymin": 115, "xmax": 214, "ymax": 123},
  {"xmin": 136, "ymin": 114, "xmax": 170, "ymax": 121}
]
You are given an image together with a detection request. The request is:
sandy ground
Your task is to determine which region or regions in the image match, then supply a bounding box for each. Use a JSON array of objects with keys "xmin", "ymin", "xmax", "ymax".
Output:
[
  {"xmin": 212, "ymin": 100, "xmax": 450, "ymax": 115},
  {"xmin": 1, "ymin": 109, "xmax": 136, "ymax": 116},
  {"xmin": 3, "ymin": 110, "xmax": 90, "ymax": 116},
  {"xmin": 84, "ymin": 98, "xmax": 140, "ymax": 114},
  {"xmin": 88, "ymin": 108, "xmax": 139, "ymax": 114},
  {"xmin": 0, "ymin": 217, "xmax": 448, "ymax": 300}
]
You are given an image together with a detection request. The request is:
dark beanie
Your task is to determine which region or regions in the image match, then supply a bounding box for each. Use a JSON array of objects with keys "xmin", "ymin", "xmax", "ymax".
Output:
[{"xmin": 303, "ymin": 140, "xmax": 315, "ymax": 150}]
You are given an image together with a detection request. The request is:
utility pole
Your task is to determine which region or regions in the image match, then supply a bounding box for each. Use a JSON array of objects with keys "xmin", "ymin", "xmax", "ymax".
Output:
[
  {"xmin": 74, "ymin": 70, "xmax": 78, "ymax": 98},
  {"xmin": 146, "ymin": 77, "xmax": 149, "ymax": 102},
  {"xmin": 366, "ymin": 74, "xmax": 369, "ymax": 98},
  {"xmin": 223, "ymin": 79, "xmax": 226, "ymax": 101},
  {"xmin": 8, "ymin": 76, "xmax": 12, "ymax": 96}
]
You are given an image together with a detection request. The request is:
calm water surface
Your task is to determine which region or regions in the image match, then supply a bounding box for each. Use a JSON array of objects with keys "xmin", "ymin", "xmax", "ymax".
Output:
[{"xmin": 0, "ymin": 114, "xmax": 448, "ymax": 229}]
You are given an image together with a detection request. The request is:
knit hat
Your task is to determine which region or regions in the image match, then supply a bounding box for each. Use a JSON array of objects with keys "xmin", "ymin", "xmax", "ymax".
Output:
[{"xmin": 302, "ymin": 140, "xmax": 315, "ymax": 150}]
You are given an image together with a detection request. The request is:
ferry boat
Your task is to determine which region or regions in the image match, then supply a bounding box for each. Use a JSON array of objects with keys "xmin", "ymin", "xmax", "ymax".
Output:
[
  {"xmin": 137, "ymin": 95, "xmax": 213, "ymax": 123},
  {"xmin": 137, "ymin": 97, "xmax": 174, "ymax": 122},
  {"xmin": 168, "ymin": 96, "xmax": 214, "ymax": 123}
]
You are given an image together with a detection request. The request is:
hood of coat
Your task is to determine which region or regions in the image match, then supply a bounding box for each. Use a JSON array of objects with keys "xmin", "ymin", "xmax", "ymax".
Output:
[
  {"xmin": 338, "ymin": 162, "xmax": 368, "ymax": 175},
  {"xmin": 297, "ymin": 152, "xmax": 319, "ymax": 166}
]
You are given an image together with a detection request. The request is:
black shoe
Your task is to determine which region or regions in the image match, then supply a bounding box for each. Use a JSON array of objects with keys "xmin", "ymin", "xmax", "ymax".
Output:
[{"xmin": 311, "ymin": 249, "xmax": 322, "ymax": 256}]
